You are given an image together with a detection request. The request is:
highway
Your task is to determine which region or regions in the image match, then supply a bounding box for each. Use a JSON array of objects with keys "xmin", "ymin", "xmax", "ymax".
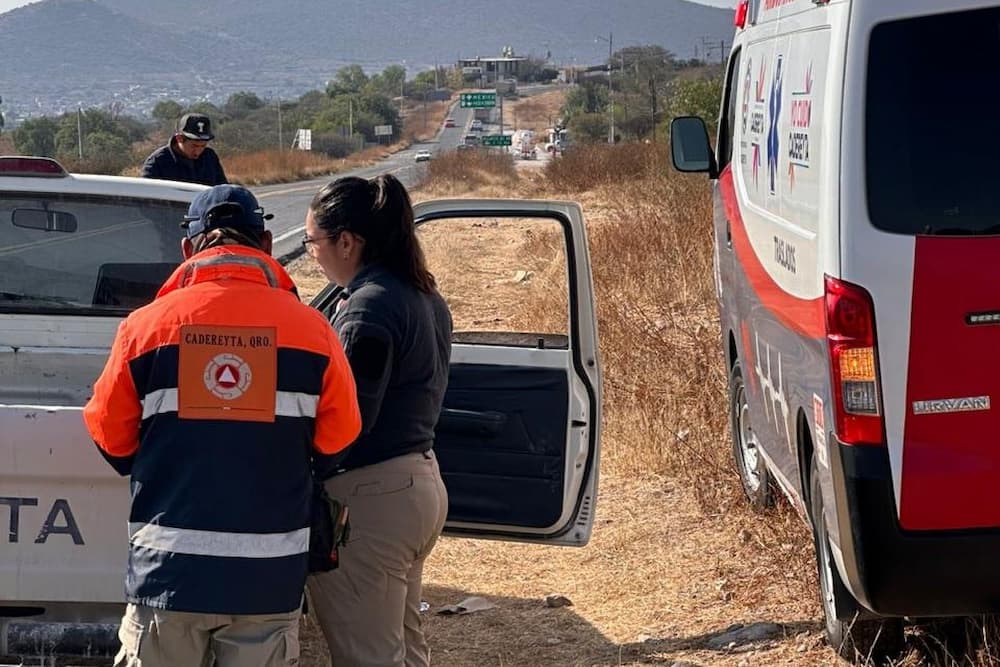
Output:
[
  {"xmin": 256, "ymin": 102, "xmax": 475, "ymax": 263},
  {"xmin": 256, "ymin": 82, "xmax": 564, "ymax": 263}
]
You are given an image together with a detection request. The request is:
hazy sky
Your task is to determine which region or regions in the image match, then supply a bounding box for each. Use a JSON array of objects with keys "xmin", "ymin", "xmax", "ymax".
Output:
[{"xmin": 1, "ymin": 0, "xmax": 737, "ymax": 16}]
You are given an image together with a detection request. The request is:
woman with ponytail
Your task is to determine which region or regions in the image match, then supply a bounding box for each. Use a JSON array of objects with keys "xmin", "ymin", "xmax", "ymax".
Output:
[{"xmin": 303, "ymin": 174, "xmax": 452, "ymax": 666}]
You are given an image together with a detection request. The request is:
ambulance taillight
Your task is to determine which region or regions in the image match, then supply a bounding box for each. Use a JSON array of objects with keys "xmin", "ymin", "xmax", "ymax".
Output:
[{"xmin": 824, "ymin": 275, "xmax": 885, "ymax": 446}]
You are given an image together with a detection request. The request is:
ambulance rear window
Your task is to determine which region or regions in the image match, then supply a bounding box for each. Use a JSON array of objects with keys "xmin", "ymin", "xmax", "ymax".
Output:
[{"xmin": 867, "ymin": 7, "xmax": 1000, "ymax": 236}]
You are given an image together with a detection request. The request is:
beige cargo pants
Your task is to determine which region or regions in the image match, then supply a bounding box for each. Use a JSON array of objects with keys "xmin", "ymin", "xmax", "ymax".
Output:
[
  {"xmin": 114, "ymin": 603, "xmax": 301, "ymax": 667},
  {"xmin": 307, "ymin": 450, "xmax": 449, "ymax": 667}
]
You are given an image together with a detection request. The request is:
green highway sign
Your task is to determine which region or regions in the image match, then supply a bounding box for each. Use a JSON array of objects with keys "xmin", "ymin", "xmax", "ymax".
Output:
[
  {"xmin": 460, "ymin": 92, "xmax": 497, "ymax": 108},
  {"xmin": 481, "ymin": 134, "xmax": 512, "ymax": 147}
]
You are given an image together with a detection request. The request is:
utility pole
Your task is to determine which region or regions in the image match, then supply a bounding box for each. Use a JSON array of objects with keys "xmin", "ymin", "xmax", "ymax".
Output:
[
  {"xmin": 399, "ymin": 62, "xmax": 407, "ymax": 123},
  {"xmin": 349, "ymin": 97, "xmax": 353, "ymax": 138},
  {"xmin": 276, "ymin": 98, "xmax": 283, "ymax": 150},
  {"xmin": 77, "ymin": 107, "xmax": 83, "ymax": 160},
  {"xmin": 608, "ymin": 32, "xmax": 614, "ymax": 144},
  {"xmin": 595, "ymin": 32, "xmax": 614, "ymax": 144}
]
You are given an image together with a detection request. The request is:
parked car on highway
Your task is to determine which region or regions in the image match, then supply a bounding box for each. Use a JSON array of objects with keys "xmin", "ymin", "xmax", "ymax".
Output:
[
  {"xmin": 414, "ymin": 149, "xmax": 433, "ymax": 162},
  {"xmin": 0, "ymin": 156, "xmax": 604, "ymax": 664}
]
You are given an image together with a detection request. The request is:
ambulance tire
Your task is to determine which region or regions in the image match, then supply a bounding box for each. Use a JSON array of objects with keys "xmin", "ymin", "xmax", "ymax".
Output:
[
  {"xmin": 729, "ymin": 362, "xmax": 774, "ymax": 509},
  {"xmin": 809, "ymin": 459, "xmax": 905, "ymax": 664}
]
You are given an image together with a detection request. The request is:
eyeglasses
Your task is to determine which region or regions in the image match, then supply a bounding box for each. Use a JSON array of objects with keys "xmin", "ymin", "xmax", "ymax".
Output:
[{"xmin": 301, "ymin": 233, "xmax": 338, "ymax": 249}]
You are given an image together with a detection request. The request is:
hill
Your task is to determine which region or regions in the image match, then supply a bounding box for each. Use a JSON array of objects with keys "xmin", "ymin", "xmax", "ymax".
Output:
[{"xmin": 0, "ymin": 0, "xmax": 732, "ymax": 119}]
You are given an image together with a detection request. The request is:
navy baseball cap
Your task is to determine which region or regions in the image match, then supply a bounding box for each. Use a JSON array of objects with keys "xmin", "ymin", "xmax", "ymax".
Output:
[{"xmin": 182, "ymin": 185, "xmax": 273, "ymax": 239}]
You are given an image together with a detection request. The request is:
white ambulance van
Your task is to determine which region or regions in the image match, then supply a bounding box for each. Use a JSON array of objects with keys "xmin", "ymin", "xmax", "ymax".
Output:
[{"xmin": 672, "ymin": 0, "xmax": 1000, "ymax": 660}]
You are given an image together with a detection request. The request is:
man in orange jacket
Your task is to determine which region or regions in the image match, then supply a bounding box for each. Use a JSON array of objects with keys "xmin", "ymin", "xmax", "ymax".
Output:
[{"xmin": 83, "ymin": 184, "xmax": 361, "ymax": 667}]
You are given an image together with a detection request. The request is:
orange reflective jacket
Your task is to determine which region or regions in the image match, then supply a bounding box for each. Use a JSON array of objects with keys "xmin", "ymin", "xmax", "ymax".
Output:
[{"xmin": 82, "ymin": 245, "xmax": 360, "ymax": 614}]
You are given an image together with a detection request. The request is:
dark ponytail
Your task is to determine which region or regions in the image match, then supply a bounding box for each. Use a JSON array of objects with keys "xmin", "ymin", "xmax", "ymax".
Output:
[{"xmin": 309, "ymin": 174, "xmax": 436, "ymax": 293}]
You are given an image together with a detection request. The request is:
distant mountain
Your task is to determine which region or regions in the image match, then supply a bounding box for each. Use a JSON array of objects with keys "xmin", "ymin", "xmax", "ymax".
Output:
[{"xmin": 0, "ymin": 0, "xmax": 732, "ymax": 120}]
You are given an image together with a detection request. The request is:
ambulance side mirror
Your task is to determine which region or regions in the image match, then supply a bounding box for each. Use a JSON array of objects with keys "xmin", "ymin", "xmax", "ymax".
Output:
[{"xmin": 670, "ymin": 117, "xmax": 717, "ymax": 178}]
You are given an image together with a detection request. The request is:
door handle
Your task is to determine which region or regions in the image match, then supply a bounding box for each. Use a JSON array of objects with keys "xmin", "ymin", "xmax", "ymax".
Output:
[{"xmin": 725, "ymin": 220, "xmax": 733, "ymax": 249}]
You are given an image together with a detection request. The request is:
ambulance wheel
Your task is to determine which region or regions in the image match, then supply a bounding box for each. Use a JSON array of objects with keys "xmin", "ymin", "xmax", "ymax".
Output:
[
  {"xmin": 729, "ymin": 362, "xmax": 773, "ymax": 508},
  {"xmin": 810, "ymin": 459, "xmax": 904, "ymax": 663}
]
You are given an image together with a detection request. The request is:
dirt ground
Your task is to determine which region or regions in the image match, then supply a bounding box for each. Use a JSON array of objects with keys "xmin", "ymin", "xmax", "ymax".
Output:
[
  {"xmin": 284, "ymin": 193, "xmax": 836, "ymax": 667},
  {"xmin": 295, "ymin": 476, "xmax": 833, "ymax": 667}
]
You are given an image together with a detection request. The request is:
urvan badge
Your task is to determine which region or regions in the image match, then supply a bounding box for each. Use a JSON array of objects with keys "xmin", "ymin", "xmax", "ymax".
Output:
[
  {"xmin": 966, "ymin": 311, "xmax": 1000, "ymax": 325},
  {"xmin": 912, "ymin": 396, "xmax": 991, "ymax": 415}
]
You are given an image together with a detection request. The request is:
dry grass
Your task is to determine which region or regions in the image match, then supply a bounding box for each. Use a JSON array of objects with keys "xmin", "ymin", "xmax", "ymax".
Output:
[
  {"xmin": 404, "ymin": 99, "xmax": 453, "ymax": 143},
  {"xmin": 288, "ymin": 144, "xmax": 1000, "ymax": 667},
  {"xmin": 423, "ymin": 149, "xmax": 518, "ymax": 195},
  {"xmin": 223, "ymin": 141, "xmax": 412, "ymax": 186},
  {"xmin": 222, "ymin": 149, "xmax": 344, "ymax": 185},
  {"xmin": 543, "ymin": 143, "xmax": 658, "ymax": 193},
  {"xmin": 507, "ymin": 89, "xmax": 567, "ymax": 134}
]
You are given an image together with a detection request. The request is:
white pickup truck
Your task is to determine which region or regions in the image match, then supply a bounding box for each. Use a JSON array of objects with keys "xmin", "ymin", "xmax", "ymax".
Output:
[{"xmin": 0, "ymin": 158, "xmax": 602, "ymax": 662}]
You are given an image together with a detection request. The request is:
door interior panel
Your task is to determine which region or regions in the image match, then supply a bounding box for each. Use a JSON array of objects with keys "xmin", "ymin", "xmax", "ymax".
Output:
[{"xmin": 436, "ymin": 363, "xmax": 568, "ymax": 528}]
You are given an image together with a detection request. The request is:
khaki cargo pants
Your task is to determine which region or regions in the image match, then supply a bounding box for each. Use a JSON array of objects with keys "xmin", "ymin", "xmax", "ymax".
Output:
[
  {"xmin": 307, "ymin": 450, "xmax": 449, "ymax": 667},
  {"xmin": 114, "ymin": 603, "xmax": 301, "ymax": 667}
]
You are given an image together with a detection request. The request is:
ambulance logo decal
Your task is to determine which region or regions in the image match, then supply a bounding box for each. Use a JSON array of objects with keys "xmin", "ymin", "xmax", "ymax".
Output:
[
  {"xmin": 204, "ymin": 353, "xmax": 252, "ymax": 400},
  {"xmin": 742, "ymin": 57, "xmax": 753, "ymax": 134},
  {"xmin": 746, "ymin": 58, "xmax": 767, "ymax": 192},
  {"xmin": 767, "ymin": 55, "xmax": 784, "ymax": 195},
  {"xmin": 788, "ymin": 62, "xmax": 814, "ymax": 192}
]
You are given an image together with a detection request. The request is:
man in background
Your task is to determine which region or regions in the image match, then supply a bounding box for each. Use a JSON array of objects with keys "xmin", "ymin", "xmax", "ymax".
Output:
[{"xmin": 141, "ymin": 113, "xmax": 228, "ymax": 185}]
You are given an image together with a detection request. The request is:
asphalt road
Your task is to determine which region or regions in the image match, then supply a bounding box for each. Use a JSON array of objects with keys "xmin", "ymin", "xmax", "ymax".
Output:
[
  {"xmin": 256, "ymin": 83, "xmax": 565, "ymax": 264},
  {"xmin": 256, "ymin": 102, "xmax": 475, "ymax": 263}
]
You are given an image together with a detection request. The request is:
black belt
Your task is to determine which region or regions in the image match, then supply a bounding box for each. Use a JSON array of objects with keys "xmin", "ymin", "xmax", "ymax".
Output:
[{"xmin": 330, "ymin": 442, "xmax": 433, "ymax": 477}]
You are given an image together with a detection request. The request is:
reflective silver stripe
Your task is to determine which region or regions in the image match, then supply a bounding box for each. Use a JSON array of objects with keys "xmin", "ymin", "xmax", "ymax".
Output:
[
  {"xmin": 181, "ymin": 254, "xmax": 278, "ymax": 287},
  {"xmin": 142, "ymin": 388, "xmax": 178, "ymax": 420},
  {"xmin": 129, "ymin": 522, "xmax": 309, "ymax": 559},
  {"xmin": 275, "ymin": 392, "xmax": 319, "ymax": 418},
  {"xmin": 141, "ymin": 388, "xmax": 319, "ymax": 419}
]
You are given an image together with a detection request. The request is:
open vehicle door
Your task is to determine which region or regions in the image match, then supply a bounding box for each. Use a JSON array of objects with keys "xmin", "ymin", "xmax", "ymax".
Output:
[{"xmin": 311, "ymin": 199, "xmax": 602, "ymax": 546}]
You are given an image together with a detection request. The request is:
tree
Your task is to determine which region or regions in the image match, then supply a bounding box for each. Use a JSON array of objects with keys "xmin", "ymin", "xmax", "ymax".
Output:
[
  {"xmin": 224, "ymin": 91, "xmax": 265, "ymax": 120},
  {"xmin": 12, "ymin": 117, "xmax": 59, "ymax": 156},
  {"xmin": 283, "ymin": 90, "xmax": 333, "ymax": 131},
  {"xmin": 446, "ymin": 67, "xmax": 464, "ymax": 90},
  {"xmin": 367, "ymin": 64, "xmax": 405, "ymax": 99},
  {"xmin": 82, "ymin": 131, "xmax": 132, "ymax": 175},
  {"xmin": 519, "ymin": 56, "xmax": 552, "ymax": 83},
  {"xmin": 661, "ymin": 75, "xmax": 724, "ymax": 138},
  {"xmin": 186, "ymin": 101, "xmax": 226, "ymax": 122},
  {"xmin": 327, "ymin": 65, "xmax": 369, "ymax": 97},
  {"xmin": 311, "ymin": 90, "xmax": 400, "ymax": 141},
  {"xmin": 412, "ymin": 67, "xmax": 447, "ymax": 92},
  {"xmin": 562, "ymin": 81, "xmax": 609, "ymax": 118},
  {"xmin": 568, "ymin": 113, "xmax": 609, "ymax": 143},
  {"xmin": 152, "ymin": 100, "xmax": 184, "ymax": 131},
  {"xmin": 412, "ymin": 69, "xmax": 437, "ymax": 94},
  {"xmin": 54, "ymin": 108, "xmax": 126, "ymax": 159}
]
